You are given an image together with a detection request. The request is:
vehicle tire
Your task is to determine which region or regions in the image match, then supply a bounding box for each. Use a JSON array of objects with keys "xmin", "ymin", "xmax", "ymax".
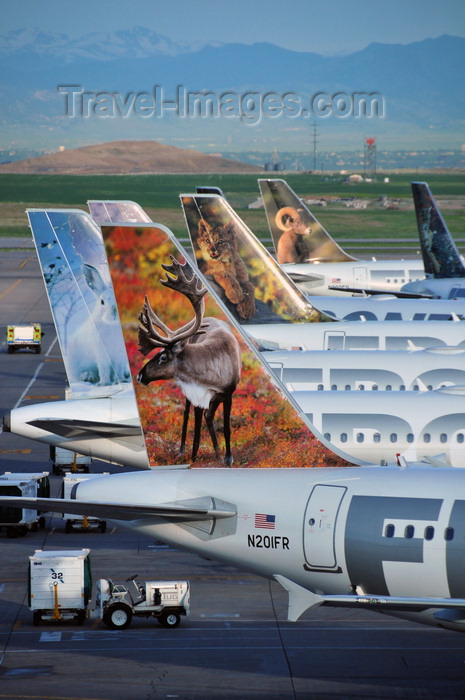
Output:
[
  {"xmin": 100, "ymin": 521, "xmax": 107, "ymax": 533},
  {"xmin": 65, "ymin": 520, "xmax": 73, "ymax": 533},
  {"xmin": 76, "ymin": 609, "xmax": 86, "ymax": 625},
  {"xmin": 159, "ymin": 611, "xmax": 181, "ymax": 628},
  {"xmin": 33, "ymin": 610, "xmax": 42, "ymax": 626},
  {"xmin": 31, "ymin": 521, "xmax": 38, "ymax": 532},
  {"xmin": 39, "ymin": 516, "xmax": 46, "ymax": 529},
  {"xmin": 6, "ymin": 527, "xmax": 17, "ymax": 538},
  {"xmin": 35, "ymin": 346, "xmax": 41, "ymax": 354},
  {"xmin": 7, "ymin": 346, "xmax": 14, "ymax": 354},
  {"xmin": 103, "ymin": 603, "xmax": 132, "ymax": 630}
]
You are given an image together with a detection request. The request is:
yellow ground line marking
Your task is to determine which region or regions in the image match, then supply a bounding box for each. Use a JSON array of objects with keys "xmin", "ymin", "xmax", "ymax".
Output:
[
  {"xmin": 0, "ymin": 449, "xmax": 32, "ymax": 454},
  {"xmin": 23, "ymin": 395, "xmax": 59, "ymax": 400},
  {"xmin": 0, "ymin": 279, "xmax": 21, "ymax": 300},
  {"xmin": 17, "ymin": 256, "xmax": 35, "ymax": 269},
  {"xmin": 45, "ymin": 358, "xmax": 63, "ymax": 362}
]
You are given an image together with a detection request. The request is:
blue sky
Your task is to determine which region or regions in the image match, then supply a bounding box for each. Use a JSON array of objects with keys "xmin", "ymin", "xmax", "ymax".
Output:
[{"xmin": 2, "ymin": 0, "xmax": 465, "ymax": 55}]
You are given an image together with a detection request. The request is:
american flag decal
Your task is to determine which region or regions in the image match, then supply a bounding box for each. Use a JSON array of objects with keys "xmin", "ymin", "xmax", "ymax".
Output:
[{"xmin": 255, "ymin": 513, "xmax": 276, "ymax": 529}]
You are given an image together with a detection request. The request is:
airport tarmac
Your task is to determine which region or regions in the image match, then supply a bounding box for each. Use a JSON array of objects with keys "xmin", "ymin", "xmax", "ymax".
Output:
[{"xmin": 1, "ymin": 248, "xmax": 465, "ymax": 699}]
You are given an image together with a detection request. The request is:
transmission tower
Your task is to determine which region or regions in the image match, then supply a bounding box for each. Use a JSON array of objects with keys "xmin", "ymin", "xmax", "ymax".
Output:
[
  {"xmin": 311, "ymin": 122, "xmax": 319, "ymax": 171},
  {"xmin": 364, "ymin": 137, "xmax": 377, "ymax": 179}
]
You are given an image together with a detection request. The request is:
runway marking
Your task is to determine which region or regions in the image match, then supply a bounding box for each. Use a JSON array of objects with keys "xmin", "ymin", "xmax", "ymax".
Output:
[
  {"xmin": 0, "ymin": 279, "xmax": 21, "ymax": 300},
  {"xmin": 39, "ymin": 631, "xmax": 62, "ymax": 642},
  {"xmin": 200, "ymin": 613, "xmax": 240, "ymax": 618}
]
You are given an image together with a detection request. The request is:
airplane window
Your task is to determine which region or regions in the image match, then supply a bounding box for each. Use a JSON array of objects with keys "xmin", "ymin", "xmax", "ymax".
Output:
[
  {"xmin": 385, "ymin": 313, "xmax": 402, "ymax": 321},
  {"xmin": 405, "ymin": 525, "xmax": 414, "ymax": 539},
  {"xmin": 331, "ymin": 384, "xmax": 337, "ymax": 391},
  {"xmin": 373, "ymin": 385, "xmax": 378, "ymax": 391},
  {"xmin": 373, "ymin": 433, "xmax": 381, "ymax": 443},
  {"xmin": 407, "ymin": 433, "xmax": 414, "ymax": 443},
  {"xmin": 423, "ymin": 433, "xmax": 431, "ymax": 443},
  {"xmin": 424, "ymin": 526, "xmax": 434, "ymax": 541},
  {"xmin": 359, "ymin": 385, "xmax": 365, "ymax": 391},
  {"xmin": 427, "ymin": 385, "xmax": 433, "ymax": 391},
  {"xmin": 400, "ymin": 385, "xmax": 405, "ymax": 391},
  {"xmin": 386, "ymin": 385, "xmax": 392, "ymax": 391},
  {"xmin": 356, "ymin": 433, "xmax": 364, "ymax": 443},
  {"xmin": 340, "ymin": 433, "xmax": 347, "ymax": 443},
  {"xmin": 390, "ymin": 433, "xmax": 397, "ymax": 443},
  {"xmin": 413, "ymin": 385, "xmax": 419, "ymax": 391},
  {"xmin": 345, "ymin": 385, "xmax": 351, "ymax": 391},
  {"xmin": 393, "ymin": 279, "xmax": 398, "ymax": 284},
  {"xmin": 318, "ymin": 384, "xmax": 324, "ymax": 391},
  {"xmin": 457, "ymin": 434, "xmax": 465, "ymax": 444},
  {"xmin": 413, "ymin": 313, "xmax": 426, "ymax": 321},
  {"xmin": 429, "ymin": 314, "xmax": 451, "ymax": 321},
  {"xmin": 324, "ymin": 433, "xmax": 331, "ymax": 441},
  {"xmin": 385, "ymin": 524, "xmax": 395, "ymax": 538},
  {"xmin": 444, "ymin": 528, "xmax": 454, "ymax": 541},
  {"xmin": 440, "ymin": 433, "xmax": 447, "ymax": 444}
]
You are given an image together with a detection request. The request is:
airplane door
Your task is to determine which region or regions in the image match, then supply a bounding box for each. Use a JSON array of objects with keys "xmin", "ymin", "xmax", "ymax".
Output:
[
  {"xmin": 303, "ymin": 484, "xmax": 347, "ymax": 572},
  {"xmin": 354, "ymin": 267, "xmax": 368, "ymax": 287}
]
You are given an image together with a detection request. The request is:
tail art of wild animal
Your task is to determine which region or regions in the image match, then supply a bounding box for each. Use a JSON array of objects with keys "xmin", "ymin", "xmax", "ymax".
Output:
[
  {"xmin": 68, "ymin": 263, "xmax": 130, "ymax": 386},
  {"xmin": 275, "ymin": 206, "xmax": 311, "ymax": 264},
  {"xmin": 137, "ymin": 256, "xmax": 242, "ymax": 466},
  {"xmin": 197, "ymin": 218, "xmax": 256, "ymax": 319}
]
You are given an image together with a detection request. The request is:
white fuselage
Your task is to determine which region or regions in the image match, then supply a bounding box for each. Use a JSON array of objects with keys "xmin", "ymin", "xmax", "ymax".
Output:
[
  {"xmin": 246, "ymin": 319, "xmax": 465, "ymax": 351},
  {"xmin": 263, "ymin": 346, "xmax": 465, "ymax": 392},
  {"xmin": 310, "ymin": 295, "xmax": 465, "ymax": 321},
  {"xmin": 73, "ymin": 465, "xmax": 465, "ymax": 630},
  {"xmin": 293, "ymin": 386, "xmax": 465, "ymax": 466},
  {"xmin": 402, "ymin": 279, "xmax": 465, "ymax": 300},
  {"xmin": 4, "ymin": 394, "xmax": 149, "ymax": 469},
  {"xmin": 283, "ymin": 259, "xmax": 425, "ymax": 296}
]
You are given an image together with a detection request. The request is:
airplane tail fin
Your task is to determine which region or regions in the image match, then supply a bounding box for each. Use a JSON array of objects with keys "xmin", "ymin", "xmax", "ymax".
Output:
[
  {"xmin": 180, "ymin": 193, "xmax": 333, "ymax": 326},
  {"xmin": 88, "ymin": 200, "xmax": 153, "ymax": 224},
  {"xmin": 258, "ymin": 179, "xmax": 357, "ymax": 263},
  {"xmin": 100, "ymin": 221, "xmax": 350, "ymax": 468},
  {"xmin": 27, "ymin": 209, "xmax": 132, "ymax": 399},
  {"xmin": 411, "ymin": 182, "xmax": 465, "ymax": 279}
]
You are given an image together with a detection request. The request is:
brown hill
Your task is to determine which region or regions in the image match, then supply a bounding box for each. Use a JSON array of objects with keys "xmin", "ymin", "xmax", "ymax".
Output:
[{"xmin": 0, "ymin": 140, "xmax": 261, "ymax": 175}]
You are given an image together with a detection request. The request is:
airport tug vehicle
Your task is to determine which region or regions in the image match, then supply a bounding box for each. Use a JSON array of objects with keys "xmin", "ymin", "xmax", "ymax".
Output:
[
  {"xmin": 7, "ymin": 323, "xmax": 42, "ymax": 353},
  {"xmin": 96, "ymin": 575, "xmax": 190, "ymax": 629}
]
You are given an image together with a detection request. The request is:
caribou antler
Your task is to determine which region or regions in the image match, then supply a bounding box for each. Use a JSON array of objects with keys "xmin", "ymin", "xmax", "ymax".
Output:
[{"xmin": 138, "ymin": 256, "xmax": 207, "ymax": 356}]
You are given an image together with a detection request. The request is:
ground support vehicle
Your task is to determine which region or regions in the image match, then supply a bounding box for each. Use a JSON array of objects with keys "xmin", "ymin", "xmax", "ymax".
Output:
[
  {"xmin": 29, "ymin": 549, "xmax": 92, "ymax": 625},
  {"xmin": 61, "ymin": 474, "xmax": 108, "ymax": 532},
  {"xmin": 0, "ymin": 471, "xmax": 50, "ymax": 531},
  {"xmin": 0, "ymin": 475, "xmax": 48, "ymax": 538},
  {"xmin": 6, "ymin": 323, "xmax": 42, "ymax": 353},
  {"xmin": 50, "ymin": 446, "xmax": 92, "ymax": 475},
  {"xmin": 96, "ymin": 575, "xmax": 190, "ymax": 630}
]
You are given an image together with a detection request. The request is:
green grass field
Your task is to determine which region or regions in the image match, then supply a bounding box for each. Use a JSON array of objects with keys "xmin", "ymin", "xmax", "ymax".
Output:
[{"xmin": 0, "ymin": 172, "xmax": 463, "ymax": 247}]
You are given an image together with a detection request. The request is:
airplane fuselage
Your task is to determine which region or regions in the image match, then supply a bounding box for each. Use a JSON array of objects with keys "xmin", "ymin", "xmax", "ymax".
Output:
[
  {"xmin": 74, "ymin": 465, "xmax": 465, "ymax": 630},
  {"xmin": 293, "ymin": 386, "xmax": 465, "ymax": 466},
  {"xmin": 284, "ymin": 259, "xmax": 425, "ymax": 297},
  {"xmin": 264, "ymin": 346, "xmax": 465, "ymax": 392},
  {"xmin": 312, "ymin": 295, "xmax": 465, "ymax": 321},
  {"xmin": 246, "ymin": 319, "xmax": 465, "ymax": 351}
]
